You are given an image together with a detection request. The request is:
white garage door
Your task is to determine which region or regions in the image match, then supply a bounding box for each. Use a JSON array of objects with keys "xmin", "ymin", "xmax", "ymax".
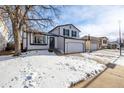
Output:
[
  {"xmin": 65, "ymin": 42, "xmax": 83, "ymax": 53},
  {"xmin": 91, "ymin": 43, "xmax": 97, "ymax": 51}
]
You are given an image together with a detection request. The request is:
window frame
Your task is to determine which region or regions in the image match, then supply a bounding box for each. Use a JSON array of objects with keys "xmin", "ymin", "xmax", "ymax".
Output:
[
  {"xmin": 63, "ymin": 29, "xmax": 70, "ymax": 37},
  {"xmin": 30, "ymin": 34, "xmax": 48, "ymax": 45},
  {"xmin": 71, "ymin": 30, "xmax": 77, "ymax": 37},
  {"xmin": 103, "ymin": 40, "xmax": 107, "ymax": 44}
]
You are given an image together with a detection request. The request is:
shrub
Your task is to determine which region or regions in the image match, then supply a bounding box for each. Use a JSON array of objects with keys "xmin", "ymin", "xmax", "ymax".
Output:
[
  {"xmin": 48, "ymin": 49, "xmax": 53, "ymax": 52},
  {"xmin": 5, "ymin": 42, "xmax": 15, "ymax": 51}
]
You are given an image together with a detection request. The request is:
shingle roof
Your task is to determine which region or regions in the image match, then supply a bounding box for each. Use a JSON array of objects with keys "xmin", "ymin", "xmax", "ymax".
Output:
[{"xmin": 82, "ymin": 36, "xmax": 100, "ymax": 41}]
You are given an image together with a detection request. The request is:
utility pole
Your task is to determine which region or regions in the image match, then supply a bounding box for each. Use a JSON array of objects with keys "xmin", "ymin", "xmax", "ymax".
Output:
[
  {"xmin": 88, "ymin": 34, "xmax": 91, "ymax": 53},
  {"xmin": 119, "ymin": 20, "xmax": 122, "ymax": 56}
]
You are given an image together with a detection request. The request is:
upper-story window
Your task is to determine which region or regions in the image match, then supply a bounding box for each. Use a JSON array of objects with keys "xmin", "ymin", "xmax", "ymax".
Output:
[
  {"xmin": 71, "ymin": 31, "xmax": 77, "ymax": 37},
  {"xmin": 63, "ymin": 29, "xmax": 69, "ymax": 36}
]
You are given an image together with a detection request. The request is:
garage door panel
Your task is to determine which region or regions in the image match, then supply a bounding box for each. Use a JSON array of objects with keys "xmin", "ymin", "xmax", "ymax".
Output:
[
  {"xmin": 65, "ymin": 42, "xmax": 83, "ymax": 53},
  {"xmin": 91, "ymin": 43, "xmax": 97, "ymax": 51}
]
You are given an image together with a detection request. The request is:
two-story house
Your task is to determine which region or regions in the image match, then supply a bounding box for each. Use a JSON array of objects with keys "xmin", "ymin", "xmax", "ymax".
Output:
[
  {"xmin": 82, "ymin": 35, "xmax": 108, "ymax": 52},
  {"xmin": 49, "ymin": 24, "xmax": 85, "ymax": 53},
  {"xmin": 22, "ymin": 24, "xmax": 85, "ymax": 54},
  {"xmin": 82, "ymin": 35, "xmax": 100, "ymax": 52}
]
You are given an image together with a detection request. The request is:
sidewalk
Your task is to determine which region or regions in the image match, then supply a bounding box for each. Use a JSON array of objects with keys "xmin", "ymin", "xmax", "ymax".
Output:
[
  {"xmin": 86, "ymin": 65, "xmax": 124, "ymax": 88},
  {"xmin": 72, "ymin": 57, "xmax": 124, "ymax": 88}
]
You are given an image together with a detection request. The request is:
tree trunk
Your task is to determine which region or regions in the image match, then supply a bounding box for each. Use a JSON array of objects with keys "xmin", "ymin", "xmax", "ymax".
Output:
[{"xmin": 13, "ymin": 22, "xmax": 21, "ymax": 56}]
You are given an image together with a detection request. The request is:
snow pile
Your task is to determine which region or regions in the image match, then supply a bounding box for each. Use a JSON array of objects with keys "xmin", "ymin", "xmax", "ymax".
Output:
[{"xmin": 0, "ymin": 50, "xmax": 106, "ymax": 88}]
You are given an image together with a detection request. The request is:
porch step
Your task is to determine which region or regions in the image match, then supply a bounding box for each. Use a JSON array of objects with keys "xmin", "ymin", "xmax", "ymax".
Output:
[{"xmin": 53, "ymin": 49, "xmax": 63, "ymax": 56}]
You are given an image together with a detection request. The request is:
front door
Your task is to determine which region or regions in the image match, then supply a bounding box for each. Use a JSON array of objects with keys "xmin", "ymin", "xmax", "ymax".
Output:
[{"xmin": 49, "ymin": 37, "xmax": 55, "ymax": 49}]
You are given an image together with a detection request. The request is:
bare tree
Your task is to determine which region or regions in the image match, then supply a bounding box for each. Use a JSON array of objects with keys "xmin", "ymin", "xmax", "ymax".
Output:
[{"xmin": 0, "ymin": 5, "xmax": 61, "ymax": 56}]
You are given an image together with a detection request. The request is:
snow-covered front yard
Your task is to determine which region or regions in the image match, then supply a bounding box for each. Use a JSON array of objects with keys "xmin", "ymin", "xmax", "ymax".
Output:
[{"xmin": 0, "ymin": 50, "xmax": 106, "ymax": 88}]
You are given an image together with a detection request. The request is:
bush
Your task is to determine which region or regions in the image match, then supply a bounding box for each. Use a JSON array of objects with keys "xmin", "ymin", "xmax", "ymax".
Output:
[
  {"xmin": 48, "ymin": 49, "xmax": 53, "ymax": 52},
  {"xmin": 5, "ymin": 42, "xmax": 15, "ymax": 51}
]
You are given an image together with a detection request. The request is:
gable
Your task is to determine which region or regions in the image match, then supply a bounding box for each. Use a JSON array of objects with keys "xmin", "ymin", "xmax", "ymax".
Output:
[
  {"xmin": 49, "ymin": 24, "xmax": 81, "ymax": 33},
  {"xmin": 60, "ymin": 24, "xmax": 81, "ymax": 32}
]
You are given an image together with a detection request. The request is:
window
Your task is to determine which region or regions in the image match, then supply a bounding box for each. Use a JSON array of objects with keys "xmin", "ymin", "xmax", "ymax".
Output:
[
  {"xmin": 71, "ymin": 31, "xmax": 77, "ymax": 37},
  {"xmin": 103, "ymin": 40, "xmax": 107, "ymax": 44},
  {"xmin": 33, "ymin": 35, "xmax": 47, "ymax": 44},
  {"xmin": 63, "ymin": 29, "xmax": 69, "ymax": 36}
]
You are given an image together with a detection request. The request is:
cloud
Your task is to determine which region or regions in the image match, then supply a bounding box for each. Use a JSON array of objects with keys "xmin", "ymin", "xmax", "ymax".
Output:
[
  {"xmin": 76, "ymin": 6, "xmax": 124, "ymax": 41},
  {"xmin": 54, "ymin": 5, "xmax": 124, "ymax": 41}
]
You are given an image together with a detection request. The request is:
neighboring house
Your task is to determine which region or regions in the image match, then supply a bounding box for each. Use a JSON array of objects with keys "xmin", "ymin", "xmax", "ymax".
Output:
[
  {"xmin": 108, "ymin": 41, "xmax": 119, "ymax": 49},
  {"xmin": 82, "ymin": 36, "xmax": 108, "ymax": 52},
  {"xmin": 99, "ymin": 37, "xmax": 108, "ymax": 49},
  {"xmin": 22, "ymin": 24, "xmax": 85, "ymax": 54},
  {"xmin": 82, "ymin": 35, "xmax": 100, "ymax": 52},
  {"xmin": 0, "ymin": 17, "xmax": 8, "ymax": 51}
]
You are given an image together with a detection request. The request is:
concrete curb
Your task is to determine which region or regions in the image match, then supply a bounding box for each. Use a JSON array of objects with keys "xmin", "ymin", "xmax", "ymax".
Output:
[{"xmin": 70, "ymin": 67, "xmax": 107, "ymax": 88}]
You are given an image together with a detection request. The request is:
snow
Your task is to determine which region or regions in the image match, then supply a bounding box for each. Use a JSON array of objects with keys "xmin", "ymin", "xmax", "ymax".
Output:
[
  {"xmin": 114, "ymin": 56, "xmax": 124, "ymax": 66},
  {"xmin": 81, "ymin": 49, "xmax": 120, "ymax": 64},
  {"xmin": 0, "ymin": 50, "xmax": 106, "ymax": 88},
  {"xmin": 81, "ymin": 49, "xmax": 124, "ymax": 67}
]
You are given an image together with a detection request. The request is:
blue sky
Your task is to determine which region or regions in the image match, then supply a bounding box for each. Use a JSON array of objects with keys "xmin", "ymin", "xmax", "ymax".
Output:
[{"xmin": 52, "ymin": 5, "xmax": 124, "ymax": 41}]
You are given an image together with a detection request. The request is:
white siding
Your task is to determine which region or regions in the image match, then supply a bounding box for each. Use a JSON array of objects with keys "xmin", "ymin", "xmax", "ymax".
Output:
[
  {"xmin": 22, "ymin": 32, "xmax": 27, "ymax": 50},
  {"xmin": 23, "ymin": 38, "xmax": 27, "ymax": 50},
  {"xmin": 59, "ymin": 25, "xmax": 80, "ymax": 38},
  {"xmin": 0, "ymin": 19, "xmax": 8, "ymax": 51},
  {"xmin": 50, "ymin": 24, "xmax": 80, "ymax": 38},
  {"xmin": 90, "ymin": 43, "xmax": 98, "ymax": 51},
  {"xmin": 54, "ymin": 36, "xmax": 58, "ymax": 48},
  {"xmin": 0, "ymin": 34, "xmax": 7, "ymax": 51},
  {"xmin": 27, "ymin": 33, "xmax": 49, "ymax": 50},
  {"xmin": 22, "ymin": 32, "xmax": 58, "ymax": 50},
  {"xmin": 101, "ymin": 38, "xmax": 108, "ymax": 47},
  {"xmin": 57, "ymin": 36, "xmax": 64, "ymax": 53},
  {"xmin": 23, "ymin": 33, "xmax": 49, "ymax": 50},
  {"xmin": 50, "ymin": 27, "xmax": 60, "ymax": 35}
]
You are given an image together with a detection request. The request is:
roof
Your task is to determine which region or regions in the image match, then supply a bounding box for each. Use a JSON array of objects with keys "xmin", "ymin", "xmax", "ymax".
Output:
[
  {"xmin": 49, "ymin": 24, "xmax": 81, "ymax": 33},
  {"xmin": 99, "ymin": 37, "xmax": 108, "ymax": 40},
  {"xmin": 82, "ymin": 36, "xmax": 100, "ymax": 41},
  {"xmin": 24, "ymin": 29, "xmax": 59, "ymax": 36},
  {"xmin": 24, "ymin": 29, "xmax": 47, "ymax": 34},
  {"xmin": 108, "ymin": 41, "xmax": 119, "ymax": 44},
  {"xmin": 82, "ymin": 35, "xmax": 109, "ymax": 41}
]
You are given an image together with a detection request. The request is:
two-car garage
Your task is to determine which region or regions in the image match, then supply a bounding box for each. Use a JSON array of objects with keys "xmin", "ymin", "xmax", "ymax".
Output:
[{"xmin": 65, "ymin": 38, "xmax": 84, "ymax": 53}]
